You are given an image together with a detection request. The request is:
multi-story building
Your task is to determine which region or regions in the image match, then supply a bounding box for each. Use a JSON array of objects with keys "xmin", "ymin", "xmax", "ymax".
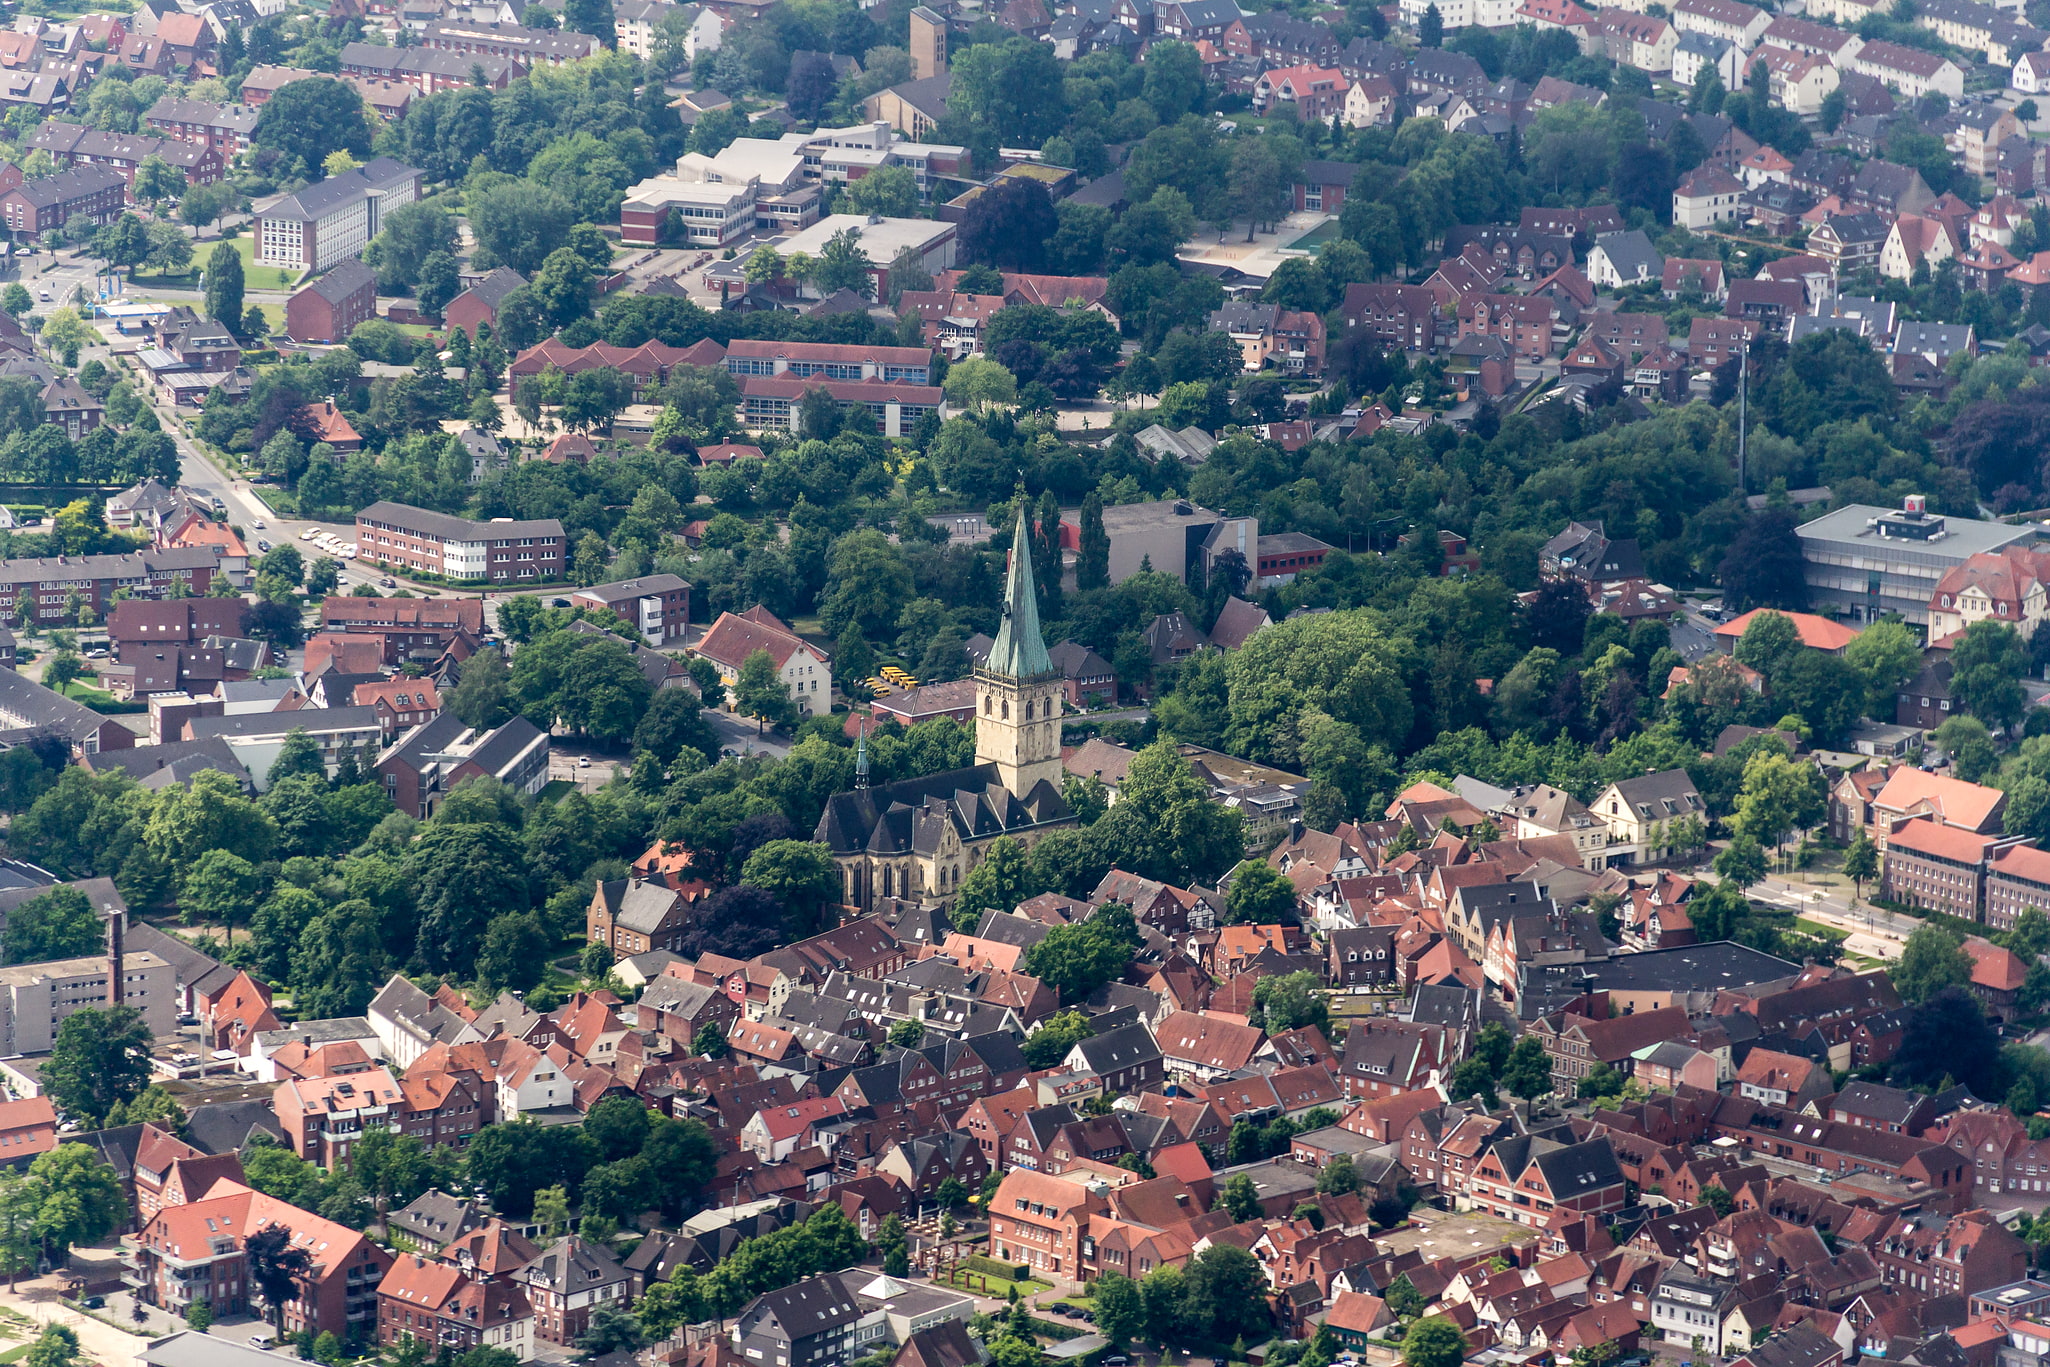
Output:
[
  {"xmin": 254, "ymin": 158, "xmax": 422, "ymax": 271},
  {"xmin": 419, "ymin": 18, "xmax": 597, "ymax": 63},
  {"xmin": 1463, "ymin": 1135, "xmax": 1627, "ymax": 1227},
  {"xmin": 691, "ymin": 607, "xmax": 831, "ymax": 718},
  {"xmin": 724, "ymin": 340, "xmax": 934, "ymax": 385},
  {"xmin": 1987, "ymin": 844, "xmax": 2050, "ymax": 931},
  {"xmin": 1851, "ymin": 38, "xmax": 1967, "ymax": 97},
  {"xmin": 354, "ymin": 503, "xmax": 564, "ymax": 583},
  {"xmin": 25, "ymin": 124, "xmax": 224, "ymax": 190},
  {"xmin": 377, "ymin": 1254, "xmax": 535, "ymax": 1360},
  {"xmin": 986, "ymin": 1170, "xmax": 1104, "ymax": 1278},
  {"xmin": 338, "ymin": 42, "xmax": 522, "ymax": 93},
  {"xmin": 1340, "ymin": 282, "xmax": 1439, "ymax": 354},
  {"xmin": 275, "ymin": 1069, "xmax": 405, "ymax": 1170},
  {"xmin": 1796, "ymin": 497, "xmax": 2039, "ymax": 626},
  {"xmin": 375, "ymin": 714, "xmax": 550, "ymax": 819},
  {"xmin": 0, "ymin": 163, "xmax": 125, "ymax": 237},
  {"xmin": 1057, "ymin": 498, "xmax": 1257, "ymax": 589},
  {"xmin": 285, "ymin": 261, "xmax": 378, "ymax": 345},
  {"xmin": 1872, "ymin": 1209, "xmax": 2028, "ymax": 1298},
  {"xmin": 586, "ymin": 877, "xmax": 712, "ymax": 959},
  {"xmin": 566, "ymin": 574, "xmax": 691, "ymax": 647},
  {"xmin": 319, "ymin": 594, "xmax": 485, "ymax": 646},
  {"xmin": 129, "ymin": 1184, "xmax": 394, "ymax": 1335},
  {"xmin": 144, "ymin": 95, "xmax": 260, "ymax": 152},
  {"xmin": 0, "ymin": 949, "xmax": 172, "ymax": 1052},
  {"xmin": 514, "ymin": 1237, "xmax": 632, "ymax": 1345},
  {"xmin": 733, "ymin": 1274, "xmax": 863, "ymax": 1367},
  {"xmin": 1880, "ymin": 816, "xmax": 2027, "ymax": 920}
]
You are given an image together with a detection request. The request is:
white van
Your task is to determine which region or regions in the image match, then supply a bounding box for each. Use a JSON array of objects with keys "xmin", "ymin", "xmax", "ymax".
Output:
[{"xmin": 247, "ymin": 1328, "xmax": 278, "ymax": 1349}]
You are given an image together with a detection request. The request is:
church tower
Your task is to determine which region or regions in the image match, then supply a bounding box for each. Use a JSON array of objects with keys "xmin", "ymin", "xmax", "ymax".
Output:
[{"xmin": 976, "ymin": 509, "xmax": 1064, "ymax": 797}]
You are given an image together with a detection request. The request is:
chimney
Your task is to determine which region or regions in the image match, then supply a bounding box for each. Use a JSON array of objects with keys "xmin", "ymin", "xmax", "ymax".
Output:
[{"xmin": 106, "ymin": 908, "xmax": 123, "ymax": 1008}]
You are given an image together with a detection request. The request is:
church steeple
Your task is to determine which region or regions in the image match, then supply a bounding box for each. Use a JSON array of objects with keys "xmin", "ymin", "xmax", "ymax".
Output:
[
  {"xmin": 975, "ymin": 507, "xmax": 1063, "ymax": 796},
  {"xmin": 985, "ymin": 508, "xmax": 1054, "ymax": 679}
]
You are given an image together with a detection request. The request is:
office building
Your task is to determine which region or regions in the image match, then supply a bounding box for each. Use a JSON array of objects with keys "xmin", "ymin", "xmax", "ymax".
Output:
[{"xmin": 1794, "ymin": 495, "xmax": 2037, "ymax": 625}]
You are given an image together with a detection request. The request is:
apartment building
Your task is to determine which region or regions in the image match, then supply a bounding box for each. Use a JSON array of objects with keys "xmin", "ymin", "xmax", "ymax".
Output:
[
  {"xmin": 354, "ymin": 502, "xmax": 565, "ymax": 583},
  {"xmin": 0, "ymin": 949, "xmax": 172, "ymax": 1052},
  {"xmin": 375, "ymin": 714, "xmax": 551, "ymax": 819},
  {"xmin": 1880, "ymin": 817, "xmax": 2027, "ymax": 920},
  {"xmin": 275, "ymin": 1069, "xmax": 405, "ymax": 1169},
  {"xmin": 567, "ymin": 574, "xmax": 691, "ymax": 646},
  {"xmin": 0, "ymin": 163, "xmax": 124, "ymax": 236},
  {"xmin": 131, "ymin": 1185, "xmax": 393, "ymax": 1336},
  {"xmin": 255, "ymin": 158, "xmax": 422, "ymax": 271},
  {"xmin": 987, "ymin": 1169, "xmax": 1106, "ymax": 1278},
  {"xmin": 419, "ymin": 18, "xmax": 597, "ymax": 63}
]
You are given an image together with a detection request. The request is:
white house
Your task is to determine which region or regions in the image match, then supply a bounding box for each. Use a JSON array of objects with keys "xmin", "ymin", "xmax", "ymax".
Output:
[
  {"xmin": 1851, "ymin": 39, "xmax": 1966, "ymax": 98},
  {"xmin": 2016, "ymin": 49, "xmax": 2050, "ymax": 92},
  {"xmin": 1673, "ymin": 31, "xmax": 1745, "ymax": 89},
  {"xmin": 1672, "ymin": 0, "xmax": 1769, "ymax": 48},
  {"xmin": 691, "ymin": 608, "xmax": 834, "ymax": 718}
]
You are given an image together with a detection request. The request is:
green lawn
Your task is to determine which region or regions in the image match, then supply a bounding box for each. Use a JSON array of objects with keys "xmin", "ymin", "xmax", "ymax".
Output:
[{"xmin": 937, "ymin": 1267, "xmax": 1052, "ymax": 1299}]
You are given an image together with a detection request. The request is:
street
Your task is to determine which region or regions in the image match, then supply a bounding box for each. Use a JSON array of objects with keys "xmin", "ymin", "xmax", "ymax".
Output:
[
  {"xmin": 1744, "ymin": 875, "xmax": 1912, "ymax": 961},
  {"xmin": 1672, "ymin": 604, "xmax": 1721, "ymax": 662}
]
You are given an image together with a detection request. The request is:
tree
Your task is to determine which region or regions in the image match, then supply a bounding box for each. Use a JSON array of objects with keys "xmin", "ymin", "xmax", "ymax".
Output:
[
  {"xmin": 1095, "ymin": 1271, "xmax": 1144, "ymax": 1346},
  {"xmin": 1252, "ymin": 971, "xmax": 1330, "ymax": 1035},
  {"xmin": 1500, "ymin": 1036, "xmax": 1553, "ymax": 1099},
  {"xmin": 1385, "ymin": 1275, "xmax": 1425, "ymax": 1320},
  {"xmin": 477, "ymin": 911, "xmax": 550, "ymax": 994},
  {"xmin": 958, "ymin": 176, "xmax": 1060, "ymax": 273},
  {"xmin": 1714, "ymin": 833, "xmax": 1768, "ymax": 890},
  {"xmin": 1186, "ymin": 1243, "xmax": 1272, "ymax": 1343},
  {"xmin": 3, "ymin": 885, "xmax": 102, "ymax": 965},
  {"xmin": 1217, "ymin": 1173, "xmax": 1261, "ymax": 1221},
  {"xmin": 844, "ymin": 165, "xmax": 920, "ymax": 220},
  {"xmin": 448, "ymin": 646, "xmax": 513, "ymax": 729},
  {"xmin": 1844, "ymin": 828, "xmax": 1878, "ymax": 898},
  {"xmin": 811, "ymin": 229, "xmax": 876, "ymax": 299},
  {"xmin": 1953, "ymin": 619, "xmax": 2031, "ymax": 729},
  {"xmin": 734, "ymin": 648, "xmax": 798, "ymax": 734},
  {"xmin": 954, "ymin": 835, "xmax": 1033, "ymax": 920},
  {"xmin": 741, "ymin": 839, "xmax": 842, "ymax": 938},
  {"xmin": 534, "ymin": 246, "xmax": 598, "ymax": 328},
  {"xmin": 1225, "ymin": 861, "xmax": 1296, "ymax": 923},
  {"xmin": 943, "ymin": 357, "xmax": 1018, "ymax": 413},
  {"xmin": 1078, "ymin": 492, "xmax": 1110, "ymax": 592},
  {"xmin": 245, "ymin": 1222, "xmax": 315, "ymax": 1331},
  {"xmin": 26, "ymin": 1325, "xmax": 76, "ymax": 1367},
  {"xmin": 253, "ymin": 78, "xmax": 370, "ymax": 178},
  {"xmin": 205, "ymin": 240, "xmax": 243, "ymax": 329},
  {"xmin": 182, "ymin": 848, "xmax": 259, "ymax": 938},
  {"xmin": 633, "ymin": 688, "xmax": 717, "ymax": 766},
  {"xmin": 1402, "ymin": 1317, "xmax": 1467, "ymax": 1367},
  {"xmin": 1845, "ymin": 618, "xmax": 1923, "ymax": 717},
  {"xmin": 1896, "ymin": 923, "xmax": 1975, "ymax": 1004},
  {"xmin": 564, "ymin": 0, "xmax": 616, "ymax": 43},
  {"xmin": 41, "ymin": 1005, "xmax": 151, "ymax": 1126},
  {"xmin": 1419, "ymin": 2, "xmax": 1444, "ymax": 43},
  {"xmin": 1023, "ymin": 913, "xmax": 1138, "ymax": 1003},
  {"xmin": 1720, "ymin": 509, "xmax": 1807, "ymax": 611},
  {"xmin": 1316, "ymin": 1153, "xmax": 1358, "ymax": 1196}
]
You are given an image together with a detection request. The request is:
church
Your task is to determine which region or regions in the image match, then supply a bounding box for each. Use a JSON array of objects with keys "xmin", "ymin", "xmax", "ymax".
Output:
[{"xmin": 814, "ymin": 510, "xmax": 1076, "ymax": 912}]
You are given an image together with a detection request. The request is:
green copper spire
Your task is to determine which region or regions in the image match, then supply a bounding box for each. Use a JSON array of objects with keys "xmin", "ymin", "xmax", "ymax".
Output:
[{"xmin": 986, "ymin": 508, "xmax": 1054, "ymax": 678}]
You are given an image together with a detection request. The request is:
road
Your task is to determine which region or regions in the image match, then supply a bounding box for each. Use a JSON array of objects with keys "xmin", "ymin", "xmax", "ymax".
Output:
[
  {"xmin": 1744, "ymin": 874, "xmax": 1913, "ymax": 961},
  {"xmin": 1672, "ymin": 603, "xmax": 1721, "ymax": 662}
]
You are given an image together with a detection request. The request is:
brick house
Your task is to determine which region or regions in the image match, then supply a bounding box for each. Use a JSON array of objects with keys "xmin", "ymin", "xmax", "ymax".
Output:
[
  {"xmin": 131, "ymin": 1184, "xmax": 393, "ymax": 1335},
  {"xmin": 1879, "ymin": 816, "xmax": 2025, "ymax": 920},
  {"xmin": 377, "ymin": 1254, "xmax": 534, "ymax": 1359},
  {"xmin": 587, "ymin": 878, "xmax": 713, "ymax": 959},
  {"xmin": 285, "ymin": 260, "xmax": 377, "ymax": 345},
  {"xmin": 514, "ymin": 1236, "xmax": 633, "ymax": 1346},
  {"xmin": 1460, "ymin": 294, "xmax": 1560, "ymax": 361}
]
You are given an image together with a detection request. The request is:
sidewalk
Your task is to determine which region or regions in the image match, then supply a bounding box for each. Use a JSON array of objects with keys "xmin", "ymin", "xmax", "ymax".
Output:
[{"xmin": 0, "ymin": 1273, "xmax": 155, "ymax": 1367}]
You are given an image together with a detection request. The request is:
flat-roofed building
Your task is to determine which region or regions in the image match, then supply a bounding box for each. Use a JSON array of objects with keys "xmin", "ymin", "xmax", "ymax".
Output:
[
  {"xmin": 0, "ymin": 949, "xmax": 173, "ymax": 1054},
  {"xmin": 1795, "ymin": 495, "xmax": 2037, "ymax": 625},
  {"xmin": 567, "ymin": 573, "xmax": 691, "ymax": 646},
  {"xmin": 254, "ymin": 157, "xmax": 421, "ymax": 271}
]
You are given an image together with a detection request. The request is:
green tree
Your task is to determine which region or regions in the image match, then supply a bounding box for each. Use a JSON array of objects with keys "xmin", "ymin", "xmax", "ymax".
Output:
[
  {"xmin": 1845, "ymin": 617, "xmax": 1923, "ymax": 717},
  {"xmin": 477, "ymin": 911, "xmax": 550, "ymax": 994},
  {"xmin": 740, "ymin": 839, "xmax": 842, "ymax": 938},
  {"xmin": 1217, "ymin": 1173, "xmax": 1261, "ymax": 1221},
  {"xmin": 448, "ymin": 646, "xmax": 513, "ymax": 729},
  {"xmin": 1225, "ymin": 861, "xmax": 1296, "ymax": 923},
  {"xmin": 41, "ymin": 1005, "xmax": 152, "ymax": 1126},
  {"xmin": 1094, "ymin": 1271, "xmax": 1145, "ymax": 1346},
  {"xmin": 204, "ymin": 239, "xmax": 243, "ymax": 329},
  {"xmin": 1500, "ymin": 1036, "xmax": 1553, "ymax": 1100},
  {"xmin": 3, "ymin": 885, "xmax": 103, "ymax": 965},
  {"xmin": 734, "ymin": 648, "xmax": 798, "ymax": 734},
  {"xmin": 1896, "ymin": 923, "xmax": 1975, "ymax": 1004},
  {"xmin": 1402, "ymin": 1317, "xmax": 1466, "ymax": 1367},
  {"xmin": 1953, "ymin": 619, "xmax": 2031, "ymax": 728},
  {"xmin": 844, "ymin": 166, "xmax": 920, "ymax": 219},
  {"xmin": 252, "ymin": 78, "xmax": 370, "ymax": 178},
  {"xmin": 245, "ymin": 1222, "xmax": 314, "ymax": 1332},
  {"xmin": 1714, "ymin": 832, "xmax": 1768, "ymax": 890},
  {"xmin": 954, "ymin": 835, "xmax": 1033, "ymax": 920},
  {"xmin": 1252, "ymin": 971, "xmax": 1330, "ymax": 1035},
  {"xmin": 181, "ymin": 848, "xmax": 259, "ymax": 938},
  {"xmin": 1844, "ymin": 828, "xmax": 1878, "ymax": 898},
  {"xmin": 26, "ymin": 1325, "xmax": 77, "ymax": 1367}
]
